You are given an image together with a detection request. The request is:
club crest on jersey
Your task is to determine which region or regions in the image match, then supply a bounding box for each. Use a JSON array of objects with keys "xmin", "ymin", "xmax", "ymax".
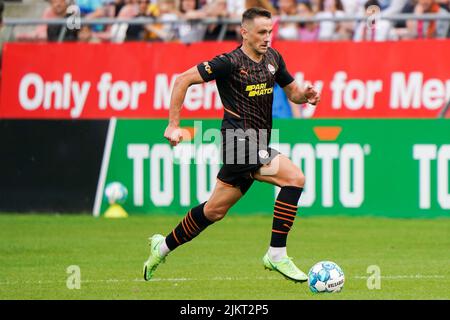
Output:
[{"xmin": 267, "ymin": 64, "xmax": 276, "ymax": 75}]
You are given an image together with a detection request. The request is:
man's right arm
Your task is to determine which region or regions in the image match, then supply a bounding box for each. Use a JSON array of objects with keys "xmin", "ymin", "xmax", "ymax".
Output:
[
  {"xmin": 164, "ymin": 66, "xmax": 205, "ymax": 146},
  {"xmin": 165, "ymin": 54, "xmax": 232, "ymax": 146}
]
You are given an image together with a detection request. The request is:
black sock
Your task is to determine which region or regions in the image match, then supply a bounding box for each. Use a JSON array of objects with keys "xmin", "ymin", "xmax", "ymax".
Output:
[
  {"xmin": 271, "ymin": 186, "xmax": 303, "ymax": 247},
  {"xmin": 165, "ymin": 202, "xmax": 214, "ymax": 251}
]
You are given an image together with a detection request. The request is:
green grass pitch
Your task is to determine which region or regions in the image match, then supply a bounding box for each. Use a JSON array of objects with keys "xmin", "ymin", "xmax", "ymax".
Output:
[{"xmin": 0, "ymin": 214, "xmax": 449, "ymax": 300}]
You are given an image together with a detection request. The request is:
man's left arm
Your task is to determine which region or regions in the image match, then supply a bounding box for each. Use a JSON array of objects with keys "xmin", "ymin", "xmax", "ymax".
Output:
[{"xmin": 283, "ymin": 81, "xmax": 321, "ymax": 106}]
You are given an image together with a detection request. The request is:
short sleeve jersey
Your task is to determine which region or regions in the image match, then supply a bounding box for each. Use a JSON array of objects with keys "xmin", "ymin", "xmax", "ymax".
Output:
[{"xmin": 197, "ymin": 46, "xmax": 294, "ymax": 132}]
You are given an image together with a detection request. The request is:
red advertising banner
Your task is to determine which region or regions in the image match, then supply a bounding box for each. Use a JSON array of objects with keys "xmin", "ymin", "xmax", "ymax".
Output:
[{"xmin": 1, "ymin": 40, "xmax": 449, "ymax": 119}]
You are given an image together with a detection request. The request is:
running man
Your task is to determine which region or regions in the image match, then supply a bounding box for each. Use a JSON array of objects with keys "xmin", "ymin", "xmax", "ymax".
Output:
[{"xmin": 143, "ymin": 7, "xmax": 320, "ymax": 283}]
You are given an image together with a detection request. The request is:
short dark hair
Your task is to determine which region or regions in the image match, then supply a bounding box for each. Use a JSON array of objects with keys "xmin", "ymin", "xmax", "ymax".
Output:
[{"xmin": 242, "ymin": 7, "xmax": 272, "ymax": 24}]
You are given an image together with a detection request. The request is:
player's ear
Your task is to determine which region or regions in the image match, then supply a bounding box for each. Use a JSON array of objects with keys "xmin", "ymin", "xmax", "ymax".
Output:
[{"xmin": 241, "ymin": 25, "xmax": 248, "ymax": 40}]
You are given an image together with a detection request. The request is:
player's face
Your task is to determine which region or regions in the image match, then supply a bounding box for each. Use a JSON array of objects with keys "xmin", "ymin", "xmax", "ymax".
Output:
[{"xmin": 243, "ymin": 17, "xmax": 273, "ymax": 55}]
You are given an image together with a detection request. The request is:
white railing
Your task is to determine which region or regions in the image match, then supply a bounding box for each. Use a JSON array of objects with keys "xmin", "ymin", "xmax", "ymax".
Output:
[{"xmin": 3, "ymin": 13, "xmax": 450, "ymax": 42}]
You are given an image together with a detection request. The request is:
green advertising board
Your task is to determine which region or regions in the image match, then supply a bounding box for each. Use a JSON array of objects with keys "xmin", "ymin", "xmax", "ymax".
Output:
[{"xmin": 95, "ymin": 119, "xmax": 450, "ymax": 218}]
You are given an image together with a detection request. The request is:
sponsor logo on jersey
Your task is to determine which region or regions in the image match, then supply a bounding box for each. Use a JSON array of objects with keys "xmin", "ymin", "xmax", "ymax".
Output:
[
  {"xmin": 202, "ymin": 62, "xmax": 212, "ymax": 74},
  {"xmin": 239, "ymin": 67, "xmax": 249, "ymax": 76},
  {"xmin": 245, "ymin": 82, "xmax": 274, "ymax": 97}
]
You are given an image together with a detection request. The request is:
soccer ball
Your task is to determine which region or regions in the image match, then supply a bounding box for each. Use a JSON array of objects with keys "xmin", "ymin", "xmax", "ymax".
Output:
[
  {"xmin": 308, "ymin": 261, "xmax": 345, "ymax": 293},
  {"xmin": 104, "ymin": 182, "xmax": 128, "ymax": 205}
]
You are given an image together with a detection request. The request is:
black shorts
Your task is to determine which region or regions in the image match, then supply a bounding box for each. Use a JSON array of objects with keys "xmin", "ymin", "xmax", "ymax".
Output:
[{"xmin": 217, "ymin": 132, "xmax": 279, "ymax": 195}]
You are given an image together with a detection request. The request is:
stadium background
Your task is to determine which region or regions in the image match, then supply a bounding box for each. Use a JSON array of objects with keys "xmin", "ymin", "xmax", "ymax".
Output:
[{"xmin": 0, "ymin": 0, "xmax": 449, "ymax": 300}]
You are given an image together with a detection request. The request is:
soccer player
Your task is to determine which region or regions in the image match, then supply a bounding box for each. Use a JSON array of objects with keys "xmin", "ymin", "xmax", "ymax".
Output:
[{"xmin": 143, "ymin": 7, "xmax": 320, "ymax": 283}]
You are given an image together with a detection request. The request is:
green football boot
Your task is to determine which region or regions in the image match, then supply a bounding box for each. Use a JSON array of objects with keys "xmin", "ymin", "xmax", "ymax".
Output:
[
  {"xmin": 263, "ymin": 253, "xmax": 308, "ymax": 283},
  {"xmin": 143, "ymin": 234, "xmax": 166, "ymax": 281}
]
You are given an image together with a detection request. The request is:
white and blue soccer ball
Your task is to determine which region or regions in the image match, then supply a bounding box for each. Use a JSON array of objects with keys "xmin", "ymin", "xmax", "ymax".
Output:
[
  {"xmin": 308, "ymin": 261, "xmax": 345, "ymax": 293},
  {"xmin": 104, "ymin": 182, "xmax": 128, "ymax": 205}
]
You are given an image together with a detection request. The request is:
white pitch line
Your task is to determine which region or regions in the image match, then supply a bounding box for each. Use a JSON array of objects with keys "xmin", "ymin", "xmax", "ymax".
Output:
[
  {"xmin": 0, "ymin": 277, "xmax": 277, "ymax": 286},
  {"xmin": 0, "ymin": 275, "xmax": 445, "ymax": 286},
  {"xmin": 353, "ymin": 275, "xmax": 445, "ymax": 280},
  {"xmin": 93, "ymin": 117, "xmax": 117, "ymax": 217}
]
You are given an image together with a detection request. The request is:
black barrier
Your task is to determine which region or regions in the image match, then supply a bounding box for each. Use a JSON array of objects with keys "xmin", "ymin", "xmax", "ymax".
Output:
[{"xmin": 0, "ymin": 120, "xmax": 109, "ymax": 213}]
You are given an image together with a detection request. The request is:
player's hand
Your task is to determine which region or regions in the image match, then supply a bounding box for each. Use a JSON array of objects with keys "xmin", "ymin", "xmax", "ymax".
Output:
[
  {"xmin": 164, "ymin": 124, "xmax": 183, "ymax": 147},
  {"xmin": 304, "ymin": 84, "xmax": 321, "ymax": 105}
]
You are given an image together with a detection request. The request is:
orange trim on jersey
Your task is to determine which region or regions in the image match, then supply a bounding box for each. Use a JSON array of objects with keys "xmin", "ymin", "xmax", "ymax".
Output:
[
  {"xmin": 274, "ymin": 205, "xmax": 297, "ymax": 213},
  {"xmin": 274, "ymin": 214, "xmax": 294, "ymax": 223},
  {"xmin": 274, "ymin": 209, "xmax": 296, "ymax": 219},
  {"xmin": 272, "ymin": 229, "xmax": 289, "ymax": 234},
  {"xmin": 276, "ymin": 200, "xmax": 298, "ymax": 209},
  {"xmin": 223, "ymin": 107, "xmax": 241, "ymax": 118},
  {"xmin": 172, "ymin": 230, "xmax": 181, "ymax": 245}
]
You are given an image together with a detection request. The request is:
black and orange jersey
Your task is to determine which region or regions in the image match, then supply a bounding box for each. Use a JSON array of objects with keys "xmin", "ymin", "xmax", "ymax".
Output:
[{"xmin": 197, "ymin": 46, "xmax": 294, "ymax": 133}]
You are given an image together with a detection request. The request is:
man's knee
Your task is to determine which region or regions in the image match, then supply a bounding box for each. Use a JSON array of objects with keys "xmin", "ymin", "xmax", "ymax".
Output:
[
  {"xmin": 281, "ymin": 171, "xmax": 305, "ymax": 188},
  {"xmin": 204, "ymin": 203, "xmax": 228, "ymax": 222}
]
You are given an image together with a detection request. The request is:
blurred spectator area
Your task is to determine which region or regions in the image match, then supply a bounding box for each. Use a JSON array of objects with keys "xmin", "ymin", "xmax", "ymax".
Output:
[
  {"xmin": 1, "ymin": 0, "xmax": 449, "ymax": 119},
  {"xmin": 1, "ymin": 0, "xmax": 450, "ymax": 42},
  {"xmin": 3, "ymin": 0, "xmax": 49, "ymax": 37}
]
